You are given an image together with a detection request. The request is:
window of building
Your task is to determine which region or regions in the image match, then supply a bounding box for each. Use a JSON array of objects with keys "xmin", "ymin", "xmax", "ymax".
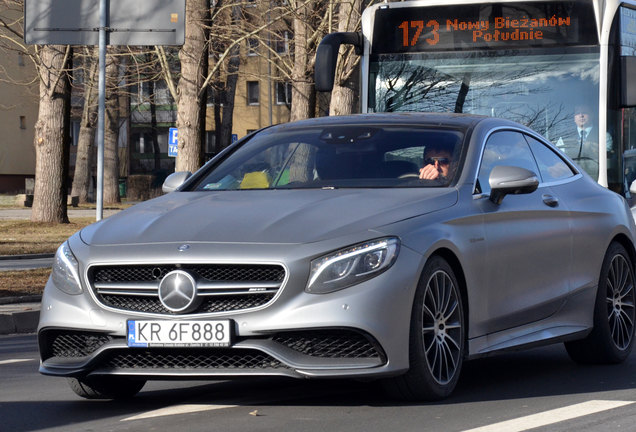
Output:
[
  {"xmin": 275, "ymin": 31, "xmax": 290, "ymax": 54},
  {"xmin": 276, "ymin": 82, "xmax": 292, "ymax": 105},
  {"xmin": 207, "ymin": 87, "xmax": 226, "ymax": 106},
  {"xmin": 247, "ymin": 38, "xmax": 259, "ymax": 56},
  {"xmin": 70, "ymin": 121, "xmax": 80, "ymax": 145},
  {"xmin": 247, "ymin": 81, "xmax": 260, "ymax": 105},
  {"xmin": 131, "ymin": 81, "xmax": 150, "ymax": 105},
  {"xmin": 19, "ymin": 116, "xmax": 26, "ymax": 129},
  {"xmin": 206, "ymin": 131, "xmax": 217, "ymax": 155}
]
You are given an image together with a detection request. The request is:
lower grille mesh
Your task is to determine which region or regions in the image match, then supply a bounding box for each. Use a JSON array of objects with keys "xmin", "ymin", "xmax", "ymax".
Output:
[
  {"xmin": 271, "ymin": 330, "xmax": 380, "ymax": 358},
  {"xmin": 48, "ymin": 331, "xmax": 112, "ymax": 358},
  {"xmin": 100, "ymin": 349, "xmax": 287, "ymax": 370},
  {"xmin": 43, "ymin": 329, "xmax": 384, "ymax": 362}
]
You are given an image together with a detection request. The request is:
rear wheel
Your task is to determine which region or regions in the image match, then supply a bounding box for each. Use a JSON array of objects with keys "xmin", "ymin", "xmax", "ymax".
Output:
[
  {"xmin": 383, "ymin": 255, "xmax": 465, "ymax": 401},
  {"xmin": 67, "ymin": 376, "xmax": 146, "ymax": 399},
  {"xmin": 565, "ymin": 242, "xmax": 636, "ymax": 364}
]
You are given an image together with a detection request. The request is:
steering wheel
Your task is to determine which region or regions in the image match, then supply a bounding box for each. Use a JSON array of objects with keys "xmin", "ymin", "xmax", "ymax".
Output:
[{"xmin": 398, "ymin": 173, "xmax": 420, "ymax": 179}]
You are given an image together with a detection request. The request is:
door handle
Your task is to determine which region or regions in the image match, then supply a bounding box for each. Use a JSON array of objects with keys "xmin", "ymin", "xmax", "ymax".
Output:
[{"xmin": 542, "ymin": 194, "xmax": 559, "ymax": 207}]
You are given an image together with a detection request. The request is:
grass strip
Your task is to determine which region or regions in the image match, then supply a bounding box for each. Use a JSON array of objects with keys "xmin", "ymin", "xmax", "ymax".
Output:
[
  {"xmin": 0, "ymin": 217, "xmax": 95, "ymax": 255},
  {"xmin": 0, "ymin": 268, "xmax": 50, "ymax": 298}
]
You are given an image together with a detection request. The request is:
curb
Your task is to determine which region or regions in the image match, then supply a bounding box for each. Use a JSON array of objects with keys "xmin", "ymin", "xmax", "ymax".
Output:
[
  {"xmin": 0, "ymin": 295, "xmax": 42, "ymax": 305},
  {"xmin": 0, "ymin": 305, "xmax": 40, "ymax": 335},
  {"xmin": 0, "ymin": 253, "xmax": 54, "ymax": 261}
]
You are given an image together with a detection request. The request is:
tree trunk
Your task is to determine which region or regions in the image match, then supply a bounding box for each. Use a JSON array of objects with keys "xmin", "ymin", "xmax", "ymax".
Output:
[
  {"xmin": 148, "ymin": 78, "xmax": 161, "ymax": 172},
  {"xmin": 290, "ymin": 2, "xmax": 315, "ymax": 122},
  {"xmin": 176, "ymin": 0, "xmax": 210, "ymax": 173},
  {"xmin": 103, "ymin": 48, "xmax": 120, "ymax": 204},
  {"xmin": 328, "ymin": 0, "xmax": 362, "ymax": 116},
  {"xmin": 219, "ymin": 42, "xmax": 240, "ymax": 150},
  {"xmin": 71, "ymin": 49, "xmax": 98, "ymax": 203},
  {"xmin": 31, "ymin": 45, "xmax": 71, "ymax": 223}
]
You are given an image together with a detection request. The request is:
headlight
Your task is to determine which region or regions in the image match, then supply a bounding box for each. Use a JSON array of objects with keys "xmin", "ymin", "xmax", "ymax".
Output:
[
  {"xmin": 51, "ymin": 242, "xmax": 83, "ymax": 295},
  {"xmin": 306, "ymin": 237, "xmax": 400, "ymax": 294}
]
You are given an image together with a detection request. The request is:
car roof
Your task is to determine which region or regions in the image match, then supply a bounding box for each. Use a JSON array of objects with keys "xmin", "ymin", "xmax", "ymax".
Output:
[{"xmin": 267, "ymin": 112, "xmax": 490, "ymax": 132}]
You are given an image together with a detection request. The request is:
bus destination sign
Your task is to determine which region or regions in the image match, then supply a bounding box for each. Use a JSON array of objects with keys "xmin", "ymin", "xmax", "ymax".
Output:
[{"xmin": 372, "ymin": 1, "xmax": 598, "ymax": 54}]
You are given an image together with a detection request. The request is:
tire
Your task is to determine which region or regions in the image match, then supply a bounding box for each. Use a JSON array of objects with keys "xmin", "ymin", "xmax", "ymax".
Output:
[
  {"xmin": 383, "ymin": 255, "xmax": 465, "ymax": 401},
  {"xmin": 67, "ymin": 376, "xmax": 146, "ymax": 400},
  {"xmin": 565, "ymin": 242, "xmax": 636, "ymax": 364}
]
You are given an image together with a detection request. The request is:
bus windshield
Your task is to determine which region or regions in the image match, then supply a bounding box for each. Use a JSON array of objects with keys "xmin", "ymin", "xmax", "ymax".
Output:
[{"xmin": 369, "ymin": 48, "xmax": 601, "ymax": 179}]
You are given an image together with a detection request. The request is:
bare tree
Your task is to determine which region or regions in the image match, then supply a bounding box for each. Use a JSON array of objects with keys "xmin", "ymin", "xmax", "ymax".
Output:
[
  {"xmin": 31, "ymin": 45, "xmax": 72, "ymax": 223},
  {"xmin": 328, "ymin": 0, "xmax": 362, "ymax": 115},
  {"xmin": 103, "ymin": 47, "xmax": 121, "ymax": 203},
  {"xmin": 175, "ymin": 0, "xmax": 210, "ymax": 173},
  {"xmin": 71, "ymin": 47, "xmax": 98, "ymax": 203}
]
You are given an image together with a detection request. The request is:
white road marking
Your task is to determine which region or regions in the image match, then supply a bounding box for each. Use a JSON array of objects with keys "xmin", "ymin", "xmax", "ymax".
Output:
[
  {"xmin": 122, "ymin": 404, "xmax": 239, "ymax": 421},
  {"xmin": 462, "ymin": 400, "xmax": 635, "ymax": 432},
  {"xmin": 0, "ymin": 359, "xmax": 35, "ymax": 365}
]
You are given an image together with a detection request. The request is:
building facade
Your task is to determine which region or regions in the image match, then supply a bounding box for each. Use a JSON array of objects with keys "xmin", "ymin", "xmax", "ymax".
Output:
[{"xmin": 0, "ymin": 51, "xmax": 39, "ymax": 194}]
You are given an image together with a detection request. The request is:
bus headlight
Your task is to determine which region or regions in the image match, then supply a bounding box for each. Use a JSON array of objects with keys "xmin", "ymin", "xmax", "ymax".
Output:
[
  {"xmin": 51, "ymin": 242, "xmax": 83, "ymax": 295},
  {"xmin": 306, "ymin": 237, "xmax": 400, "ymax": 294}
]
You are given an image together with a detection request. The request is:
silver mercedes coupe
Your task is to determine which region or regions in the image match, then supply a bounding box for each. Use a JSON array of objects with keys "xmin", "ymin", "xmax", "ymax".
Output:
[{"xmin": 38, "ymin": 113, "xmax": 636, "ymax": 401}]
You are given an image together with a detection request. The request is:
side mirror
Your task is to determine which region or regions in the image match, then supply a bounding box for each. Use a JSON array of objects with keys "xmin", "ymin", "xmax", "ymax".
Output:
[
  {"xmin": 315, "ymin": 32, "xmax": 363, "ymax": 92},
  {"xmin": 489, "ymin": 165, "xmax": 539, "ymax": 205},
  {"xmin": 162, "ymin": 171, "xmax": 192, "ymax": 193}
]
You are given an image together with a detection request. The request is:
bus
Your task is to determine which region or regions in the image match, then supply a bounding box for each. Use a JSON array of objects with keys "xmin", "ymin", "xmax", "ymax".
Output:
[{"xmin": 315, "ymin": 0, "xmax": 636, "ymax": 206}]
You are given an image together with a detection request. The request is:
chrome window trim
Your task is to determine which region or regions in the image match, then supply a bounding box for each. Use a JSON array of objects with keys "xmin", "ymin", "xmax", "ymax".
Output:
[{"xmin": 473, "ymin": 126, "xmax": 582, "ymax": 195}]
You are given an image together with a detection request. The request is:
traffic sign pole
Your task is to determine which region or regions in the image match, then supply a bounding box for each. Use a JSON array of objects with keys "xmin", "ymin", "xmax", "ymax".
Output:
[{"xmin": 96, "ymin": 0, "xmax": 106, "ymax": 221}]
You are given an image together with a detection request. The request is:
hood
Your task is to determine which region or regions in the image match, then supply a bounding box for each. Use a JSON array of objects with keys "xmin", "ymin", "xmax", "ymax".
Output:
[{"xmin": 80, "ymin": 189, "xmax": 458, "ymax": 246}]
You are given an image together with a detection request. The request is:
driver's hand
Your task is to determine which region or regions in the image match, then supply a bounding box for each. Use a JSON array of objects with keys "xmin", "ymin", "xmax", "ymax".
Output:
[{"xmin": 419, "ymin": 164, "xmax": 440, "ymax": 180}]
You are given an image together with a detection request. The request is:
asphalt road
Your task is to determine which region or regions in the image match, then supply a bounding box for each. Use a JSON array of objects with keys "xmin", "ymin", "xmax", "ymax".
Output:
[
  {"xmin": 3, "ymin": 334, "xmax": 636, "ymax": 432},
  {"xmin": 0, "ymin": 257, "xmax": 53, "ymax": 271}
]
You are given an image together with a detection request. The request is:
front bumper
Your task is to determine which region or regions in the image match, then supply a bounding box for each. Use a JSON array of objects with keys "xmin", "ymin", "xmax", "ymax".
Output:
[{"xmin": 39, "ymin": 327, "xmax": 388, "ymax": 379}]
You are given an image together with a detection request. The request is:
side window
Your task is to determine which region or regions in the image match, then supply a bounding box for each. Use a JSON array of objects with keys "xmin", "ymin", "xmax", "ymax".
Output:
[
  {"xmin": 478, "ymin": 131, "xmax": 539, "ymax": 195},
  {"xmin": 524, "ymin": 135, "xmax": 575, "ymax": 183}
]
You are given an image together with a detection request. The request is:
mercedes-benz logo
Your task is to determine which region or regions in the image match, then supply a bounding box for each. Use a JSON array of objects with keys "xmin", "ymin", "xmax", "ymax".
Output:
[{"xmin": 158, "ymin": 270, "xmax": 199, "ymax": 313}]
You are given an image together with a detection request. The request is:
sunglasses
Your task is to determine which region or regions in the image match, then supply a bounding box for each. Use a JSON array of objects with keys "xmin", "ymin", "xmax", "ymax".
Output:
[{"xmin": 425, "ymin": 157, "xmax": 450, "ymax": 166}]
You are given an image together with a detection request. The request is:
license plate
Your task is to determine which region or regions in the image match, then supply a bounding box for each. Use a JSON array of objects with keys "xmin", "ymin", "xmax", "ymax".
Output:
[{"xmin": 127, "ymin": 320, "xmax": 232, "ymax": 348}]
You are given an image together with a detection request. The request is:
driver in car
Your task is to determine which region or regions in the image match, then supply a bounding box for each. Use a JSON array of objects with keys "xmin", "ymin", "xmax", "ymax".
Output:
[{"xmin": 419, "ymin": 145, "xmax": 452, "ymax": 180}]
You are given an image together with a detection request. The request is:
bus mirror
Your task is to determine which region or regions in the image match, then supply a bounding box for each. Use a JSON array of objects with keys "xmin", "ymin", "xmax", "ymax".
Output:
[
  {"xmin": 621, "ymin": 57, "xmax": 636, "ymax": 107},
  {"xmin": 315, "ymin": 32, "xmax": 363, "ymax": 92}
]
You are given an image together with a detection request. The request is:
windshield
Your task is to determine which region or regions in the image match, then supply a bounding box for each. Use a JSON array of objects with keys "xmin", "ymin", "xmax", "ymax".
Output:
[
  {"xmin": 369, "ymin": 48, "xmax": 602, "ymax": 179},
  {"xmin": 190, "ymin": 125, "xmax": 465, "ymax": 190}
]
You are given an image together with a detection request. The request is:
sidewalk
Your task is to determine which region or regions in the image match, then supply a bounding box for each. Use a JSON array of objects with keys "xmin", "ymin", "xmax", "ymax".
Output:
[{"xmin": 0, "ymin": 206, "xmax": 124, "ymax": 334}]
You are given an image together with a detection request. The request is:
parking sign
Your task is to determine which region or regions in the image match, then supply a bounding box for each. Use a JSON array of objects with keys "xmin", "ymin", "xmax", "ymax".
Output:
[{"xmin": 169, "ymin": 128, "xmax": 178, "ymax": 157}]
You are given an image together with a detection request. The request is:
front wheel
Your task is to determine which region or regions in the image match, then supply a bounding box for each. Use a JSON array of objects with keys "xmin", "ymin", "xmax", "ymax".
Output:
[
  {"xmin": 67, "ymin": 376, "xmax": 146, "ymax": 399},
  {"xmin": 565, "ymin": 242, "xmax": 636, "ymax": 364},
  {"xmin": 383, "ymin": 255, "xmax": 465, "ymax": 401}
]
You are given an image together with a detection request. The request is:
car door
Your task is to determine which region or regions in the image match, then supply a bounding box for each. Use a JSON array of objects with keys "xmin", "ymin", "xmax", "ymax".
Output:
[
  {"xmin": 472, "ymin": 130, "xmax": 573, "ymax": 336},
  {"xmin": 524, "ymin": 134, "xmax": 609, "ymax": 300}
]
